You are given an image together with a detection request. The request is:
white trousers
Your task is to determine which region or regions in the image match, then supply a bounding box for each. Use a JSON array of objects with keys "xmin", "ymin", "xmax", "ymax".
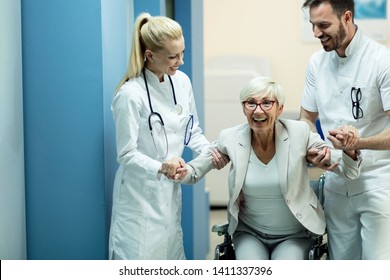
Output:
[{"xmin": 324, "ymin": 186, "xmax": 390, "ymax": 260}]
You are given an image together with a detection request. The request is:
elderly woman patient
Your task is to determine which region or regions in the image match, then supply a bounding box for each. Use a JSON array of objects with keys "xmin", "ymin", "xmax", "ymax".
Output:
[{"xmin": 168, "ymin": 76, "xmax": 362, "ymax": 260}]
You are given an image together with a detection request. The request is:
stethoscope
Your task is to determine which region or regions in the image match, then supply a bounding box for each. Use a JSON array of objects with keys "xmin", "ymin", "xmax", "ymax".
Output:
[
  {"xmin": 143, "ymin": 67, "xmax": 183, "ymax": 125},
  {"xmin": 142, "ymin": 68, "xmax": 193, "ymax": 158}
]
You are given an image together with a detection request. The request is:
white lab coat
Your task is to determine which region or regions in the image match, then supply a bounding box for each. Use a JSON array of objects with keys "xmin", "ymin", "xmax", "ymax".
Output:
[{"xmin": 109, "ymin": 68, "xmax": 210, "ymax": 260}]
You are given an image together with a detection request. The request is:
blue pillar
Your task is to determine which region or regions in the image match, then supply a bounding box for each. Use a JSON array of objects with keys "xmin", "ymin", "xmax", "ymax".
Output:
[
  {"xmin": 134, "ymin": 0, "xmax": 165, "ymax": 16},
  {"xmin": 174, "ymin": 0, "xmax": 209, "ymax": 260},
  {"xmin": 22, "ymin": 0, "xmax": 129, "ymax": 259}
]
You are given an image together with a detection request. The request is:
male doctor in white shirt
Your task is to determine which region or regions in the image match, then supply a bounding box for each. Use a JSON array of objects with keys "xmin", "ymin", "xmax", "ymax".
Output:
[{"xmin": 300, "ymin": 0, "xmax": 390, "ymax": 259}]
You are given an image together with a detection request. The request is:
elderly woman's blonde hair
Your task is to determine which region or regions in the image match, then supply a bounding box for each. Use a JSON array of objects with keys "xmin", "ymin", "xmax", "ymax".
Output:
[
  {"xmin": 239, "ymin": 76, "xmax": 285, "ymax": 106},
  {"xmin": 115, "ymin": 13, "xmax": 183, "ymax": 94}
]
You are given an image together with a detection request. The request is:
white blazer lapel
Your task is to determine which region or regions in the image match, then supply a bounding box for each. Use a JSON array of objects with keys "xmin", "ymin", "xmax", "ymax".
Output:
[
  {"xmin": 275, "ymin": 121, "xmax": 289, "ymax": 195},
  {"xmin": 231, "ymin": 125, "xmax": 251, "ymax": 201}
]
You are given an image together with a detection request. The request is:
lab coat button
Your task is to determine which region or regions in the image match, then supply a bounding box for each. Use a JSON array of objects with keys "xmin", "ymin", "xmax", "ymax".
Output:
[
  {"xmin": 286, "ymin": 199, "xmax": 291, "ymax": 205},
  {"xmin": 296, "ymin": 213, "xmax": 302, "ymax": 219}
]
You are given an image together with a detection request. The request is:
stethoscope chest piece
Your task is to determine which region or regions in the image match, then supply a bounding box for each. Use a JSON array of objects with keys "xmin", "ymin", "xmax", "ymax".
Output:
[{"xmin": 175, "ymin": 104, "xmax": 183, "ymax": 115}]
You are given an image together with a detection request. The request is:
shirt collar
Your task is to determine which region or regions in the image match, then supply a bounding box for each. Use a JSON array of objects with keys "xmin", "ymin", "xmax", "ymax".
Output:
[{"xmin": 344, "ymin": 25, "xmax": 361, "ymax": 58}]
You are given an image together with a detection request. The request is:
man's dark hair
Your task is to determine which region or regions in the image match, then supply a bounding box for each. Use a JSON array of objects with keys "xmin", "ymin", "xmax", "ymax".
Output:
[{"xmin": 302, "ymin": 0, "xmax": 355, "ymax": 18}]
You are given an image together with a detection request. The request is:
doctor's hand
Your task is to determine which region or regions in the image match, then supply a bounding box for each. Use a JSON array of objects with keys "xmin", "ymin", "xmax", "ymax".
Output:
[
  {"xmin": 211, "ymin": 148, "xmax": 230, "ymax": 170},
  {"xmin": 327, "ymin": 125, "xmax": 359, "ymax": 150},
  {"xmin": 172, "ymin": 166, "xmax": 188, "ymax": 181},
  {"xmin": 160, "ymin": 157, "xmax": 187, "ymax": 180},
  {"xmin": 306, "ymin": 147, "xmax": 339, "ymax": 171}
]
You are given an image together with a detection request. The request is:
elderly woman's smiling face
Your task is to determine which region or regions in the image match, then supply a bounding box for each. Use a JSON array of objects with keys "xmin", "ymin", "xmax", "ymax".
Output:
[{"xmin": 242, "ymin": 93, "xmax": 284, "ymax": 134}]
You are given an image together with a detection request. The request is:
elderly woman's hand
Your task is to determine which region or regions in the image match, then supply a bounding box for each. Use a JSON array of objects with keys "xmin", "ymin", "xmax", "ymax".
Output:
[
  {"xmin": 211, "ymin": 148, "xmax": 230, "ymax": 170},
  {"xmin": 160, "ymin": 157, "xmax": 187, "ymax": 180},
  {"xmin": 306, "ymin": 147, "xmax": 339, "ymax": 171}
]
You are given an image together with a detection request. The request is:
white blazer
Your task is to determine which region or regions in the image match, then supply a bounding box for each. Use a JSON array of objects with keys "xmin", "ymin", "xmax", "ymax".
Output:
[{"xmin": 182, "ymin": 119, "xmax": 362, "ymax": 236}]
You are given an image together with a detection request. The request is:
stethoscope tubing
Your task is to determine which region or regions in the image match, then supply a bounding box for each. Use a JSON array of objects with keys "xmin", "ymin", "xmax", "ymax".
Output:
[
  {"xmin": 142, "ymin": 67, "xmax": 191, "ymax": 151},
  {"xmin": 143, "ymin": 67, "xmax": 177, "ymax": 130}
]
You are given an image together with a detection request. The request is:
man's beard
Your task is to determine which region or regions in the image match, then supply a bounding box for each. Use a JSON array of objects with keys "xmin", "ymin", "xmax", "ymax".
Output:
[{"xmin": 325, "ymin": 22, "xmax": 346, "ymax": 52}]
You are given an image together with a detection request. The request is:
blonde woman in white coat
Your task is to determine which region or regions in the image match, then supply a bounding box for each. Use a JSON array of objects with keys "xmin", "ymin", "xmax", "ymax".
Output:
[
  {"xmin": 174, "ymin": 77, "xmax": 362, "ymax": 259},
  {"xmin": 109, "ymin": 13, "xmax": 228, "ymax": 260}
]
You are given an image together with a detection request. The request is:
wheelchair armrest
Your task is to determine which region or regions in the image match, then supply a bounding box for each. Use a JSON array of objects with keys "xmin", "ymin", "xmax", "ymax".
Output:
[
  {"xmin": 212, "ymin": 223, "xmax": 229, "ymax": 236},
  {"xmin": 309, "ymin": 173, "xmax": 326, "ymax": 206},
  {"xmin": 212, "ymin": 223, "xmax": 235, "ymax": 260}
]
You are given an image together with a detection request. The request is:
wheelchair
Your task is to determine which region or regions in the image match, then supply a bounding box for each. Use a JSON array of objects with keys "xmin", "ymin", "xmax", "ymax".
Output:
[{"xmin": 211, "ymin": 173, "xmax": 328, "ymax": 260}]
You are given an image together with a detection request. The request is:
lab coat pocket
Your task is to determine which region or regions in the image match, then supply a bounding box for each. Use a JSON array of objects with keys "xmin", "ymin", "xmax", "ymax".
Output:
[
  {"xmin": 116, "ymin": 168, "xmax": 146, "ymax": 213},
  {"xmin": 111, "ymin": 211, "xmax": 143, "ymax": 257}
]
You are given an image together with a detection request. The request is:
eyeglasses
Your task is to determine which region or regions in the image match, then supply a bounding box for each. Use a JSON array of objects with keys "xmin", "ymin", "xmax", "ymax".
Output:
[
  {"xmin": 351, "ymin": 87, "xmax": 363, "ymax": 120},
  {"xmin": 242, "ymin": 99, "xmax": 277, "ymax": 111}
]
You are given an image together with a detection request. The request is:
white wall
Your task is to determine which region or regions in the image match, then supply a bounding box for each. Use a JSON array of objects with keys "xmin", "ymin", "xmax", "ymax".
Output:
[
  {"xmin": 204, "ymin": 0, "xmax": 390, "ymax": 116},
  {"xmin": 0, "ymin": 0, "xmax": 26, "ymax": 259},
  {"xmin": 203, "ymin": 0, "xmax": 390, "ymax": 205}
]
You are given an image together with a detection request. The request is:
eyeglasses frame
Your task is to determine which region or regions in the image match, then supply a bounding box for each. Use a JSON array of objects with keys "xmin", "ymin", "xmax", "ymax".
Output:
[
  {"xmin": 350, "ymin": 87, "xmax": 363, "ymax": 120},
  {"xmin": 242, "ymin": 100, "xmax": 277, "ymax": 112}
]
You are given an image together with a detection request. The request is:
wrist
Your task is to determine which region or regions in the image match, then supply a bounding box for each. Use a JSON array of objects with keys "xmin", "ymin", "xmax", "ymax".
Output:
[
  {"xmin": 343, "ymin": 149, "xmax": 356, "ymax": 160},
  {"xmin": 343, "ymin": 149, "xmax": 361, "ymax": 161},
  {"xmin": 158, "ymin": 165, "xmax": 165, "ymax": 174}
]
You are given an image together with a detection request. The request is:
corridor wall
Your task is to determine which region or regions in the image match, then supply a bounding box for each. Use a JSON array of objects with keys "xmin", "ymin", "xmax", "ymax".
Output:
[
  {"xmin": 0, "ymin": 0, "xmax": 26, "ymax": 260},
  {"xmin": 22, "ymin": 0, "xmax": 130, "ymax": 259}
]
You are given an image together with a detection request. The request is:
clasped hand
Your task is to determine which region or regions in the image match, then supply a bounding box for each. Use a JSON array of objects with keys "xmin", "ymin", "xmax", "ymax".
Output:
[
  {"xmin": 327, "ymin": 124, "xmax": 359, "ymax": 150},
  {"xmin": 159, "ymin": 157, "xmax": 188, "ymax": 180},
  {"xmin": 306, "ymin": 124, "xmax": 359, "ymax": 170},
  {"xmin": 159, "ymin": 148, "xmax": 230, "ymax": 181}
]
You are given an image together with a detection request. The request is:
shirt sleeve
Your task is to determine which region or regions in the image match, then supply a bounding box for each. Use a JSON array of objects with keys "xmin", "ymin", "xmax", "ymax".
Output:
[
  {"xmin": 185, "ymin": 82, "xmax": 211, "ymax": 155},
  {"xmin": 377, "ymin": 50, "xmax": 390, "ymax": 112},
  {"xmin": 301, "ymin": 54, "xmax": 319, "ymax": 113}
]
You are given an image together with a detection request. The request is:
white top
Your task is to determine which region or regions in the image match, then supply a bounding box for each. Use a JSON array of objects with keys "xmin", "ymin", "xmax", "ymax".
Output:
[
  {"xmin": 302, "ymin": 27, "xmax": 390, "ymax": 195},
  {"xmin": 239, "ymin": 149, "xmax": 304, "ymax": 235},
  {"xmin": 109, "ymin": 69, "xmax": 210, "ymax": 259}
]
